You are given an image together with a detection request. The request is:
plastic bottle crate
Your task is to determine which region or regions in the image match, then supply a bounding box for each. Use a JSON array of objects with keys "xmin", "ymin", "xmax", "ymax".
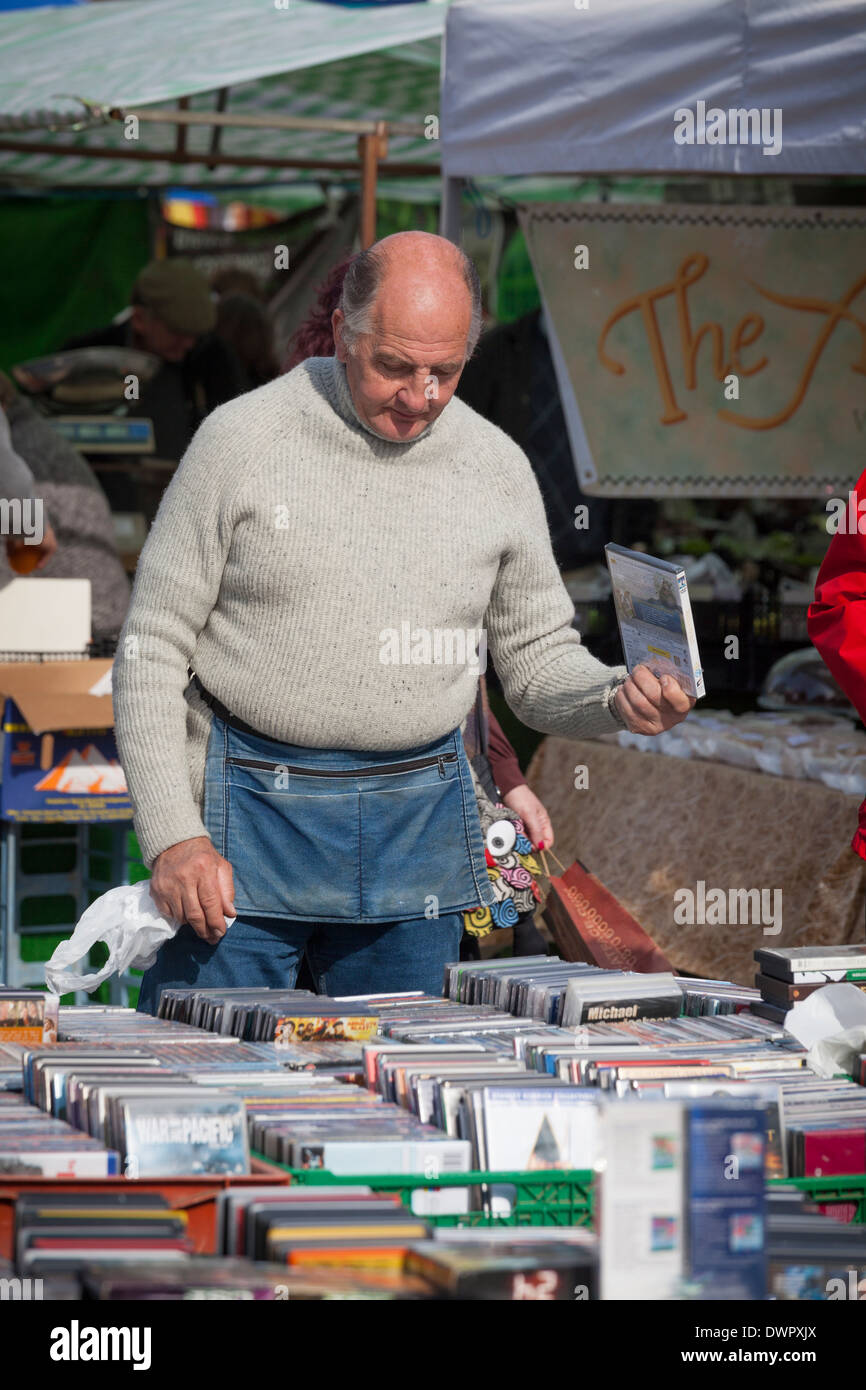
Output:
[
  {"xmin": 255, "ymin": 1160, "xmax": 595, "ymax": 1228},
  {"xmin": 1, "ymin": 821, "xmax": 148, "ymax": 1002},
  {"xmin": 769, "ymin": 1174, "xmax": 866, "ymax": 1224}
]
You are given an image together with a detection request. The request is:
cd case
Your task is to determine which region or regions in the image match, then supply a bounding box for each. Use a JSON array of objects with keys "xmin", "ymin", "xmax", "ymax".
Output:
[{"xmin": 605, "ymin": 543, "xmax": 706, "ymax": 699}]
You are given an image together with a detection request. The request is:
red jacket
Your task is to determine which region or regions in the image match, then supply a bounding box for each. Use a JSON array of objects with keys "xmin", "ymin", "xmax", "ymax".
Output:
[{"xmin": 808, "ymin": 471, "xmax": 866, "ymax": 860}]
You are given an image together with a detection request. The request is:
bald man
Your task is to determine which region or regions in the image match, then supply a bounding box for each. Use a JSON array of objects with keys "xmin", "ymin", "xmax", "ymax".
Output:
[{"xmin": 114, "ymin": 232, "xmax": 691, "ymax": 1010}]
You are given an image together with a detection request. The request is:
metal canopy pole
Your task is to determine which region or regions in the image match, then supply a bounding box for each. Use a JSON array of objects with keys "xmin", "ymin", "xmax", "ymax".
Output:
[{"xmin": 439, "ymin": 174, "xmax": 464, "ymax": 245}]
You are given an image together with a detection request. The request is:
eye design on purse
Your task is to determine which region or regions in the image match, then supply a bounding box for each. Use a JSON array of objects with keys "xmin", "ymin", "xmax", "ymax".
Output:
[
  {"xmin": 486, "ymin": 819, "xmax": 517, "ymax": 857},
  {"xmin": 464, "ymin": 793, "xmax": 544, "ymax": 938}
]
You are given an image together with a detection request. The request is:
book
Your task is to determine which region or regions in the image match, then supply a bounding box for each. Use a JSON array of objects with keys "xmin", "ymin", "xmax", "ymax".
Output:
[
  {"xmin": 801, "ymin": 1126, "xmax": 866, "ymax": 1178},
  {"xmin": 561, "ymin": 973, "xmax": 683, "ymax": 1026},
  {"xmin": 273, "ymin": 1015, "xmax": 379, "ymax": 1044},
  {"xmin": 684, "ymin": 1100, "xmax": 767, "ymax": 1300},
  {"xmin": 599, "ymin": 1099, "xmax": 686, "ymax": 1300},
  {"xmin": 605, "ymin": 543, "xmax": 705, "ymax": 699},
  {"xmin": 479, "ymin": 1086, "xmax": 599, "ymax": 1172}
]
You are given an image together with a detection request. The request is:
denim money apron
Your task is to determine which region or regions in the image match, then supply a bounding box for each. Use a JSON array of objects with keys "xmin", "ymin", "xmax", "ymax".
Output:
[{"xmin": 203, "ymin": 714, "xmax": 495, "ymax": 925}]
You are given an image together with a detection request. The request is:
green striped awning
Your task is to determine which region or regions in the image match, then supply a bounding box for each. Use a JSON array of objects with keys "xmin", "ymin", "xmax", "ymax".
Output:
[{"xmin": 0, "ymin": 0, "xmax": 446, "ymax": 186}]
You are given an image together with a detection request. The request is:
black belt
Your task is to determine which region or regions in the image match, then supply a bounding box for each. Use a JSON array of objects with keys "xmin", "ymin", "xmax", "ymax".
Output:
[{"xmin": 190, "ymin": 674, "xmax": 265, "ymax": 740}]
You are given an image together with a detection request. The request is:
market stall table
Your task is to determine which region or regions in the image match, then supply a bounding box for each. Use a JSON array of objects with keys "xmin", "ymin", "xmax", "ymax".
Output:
[{"xmin": 527, "ymin": 736, "xmax": 866, "ymax": 986}]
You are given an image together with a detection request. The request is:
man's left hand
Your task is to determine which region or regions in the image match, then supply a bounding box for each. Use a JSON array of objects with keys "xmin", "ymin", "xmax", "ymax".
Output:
[{"xmin": 614, "ymin": 663, "xmax": 694, "ymax": 735}]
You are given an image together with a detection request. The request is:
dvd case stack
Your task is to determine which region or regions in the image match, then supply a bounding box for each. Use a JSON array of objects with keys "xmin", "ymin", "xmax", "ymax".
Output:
[
  {"xmin": 753, "ymin": 945, "xmax": 866, "ymax": 1023},
  {"xmin": 0, "ymin": 1091, "xmax": 120, "ymax": 1177},
  {"xmin": 14, "ymin": 1193, "xmax": 193, "ymax": 1276}
]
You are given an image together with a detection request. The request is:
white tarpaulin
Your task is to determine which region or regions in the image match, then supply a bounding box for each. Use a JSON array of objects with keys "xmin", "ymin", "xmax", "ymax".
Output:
[{"xmin": 441, "ymin": 0, "xmax": 866, "ymax": 178}]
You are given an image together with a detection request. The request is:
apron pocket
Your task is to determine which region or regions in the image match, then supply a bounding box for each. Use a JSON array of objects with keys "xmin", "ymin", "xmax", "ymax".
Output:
[
  {"xmin": 358, "ymin": 758, "xmax": 487, "ymax": 921},
  {"xmin": 220, "ymin": 736, "xmax": 490, "ymax": 924},
  {"xmin": 225, "ymin": 768, "xmax": 361, "ymax": 920}
]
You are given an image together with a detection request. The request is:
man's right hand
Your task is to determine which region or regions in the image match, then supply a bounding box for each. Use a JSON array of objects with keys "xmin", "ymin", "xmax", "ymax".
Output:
[{"xmin": 150, "ymin": 836, "xmax": 236, "ymax": 944}]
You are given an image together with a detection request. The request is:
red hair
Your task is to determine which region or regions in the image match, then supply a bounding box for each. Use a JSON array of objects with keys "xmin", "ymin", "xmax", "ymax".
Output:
[{"xmin": 282, "ymin": 255, "xmax": 354, "ymax": 371}]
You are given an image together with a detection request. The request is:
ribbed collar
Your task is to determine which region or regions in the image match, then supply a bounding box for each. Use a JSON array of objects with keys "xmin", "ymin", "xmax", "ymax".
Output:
[{"xmin": 325, "ymin": 355, "xmax": 434, "ymax": 447}]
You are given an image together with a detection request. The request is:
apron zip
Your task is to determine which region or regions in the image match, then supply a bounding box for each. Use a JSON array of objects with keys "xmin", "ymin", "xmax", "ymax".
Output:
[{"xmin": 225, "ymin": 752, "xmax": 457, "ymax": 779}]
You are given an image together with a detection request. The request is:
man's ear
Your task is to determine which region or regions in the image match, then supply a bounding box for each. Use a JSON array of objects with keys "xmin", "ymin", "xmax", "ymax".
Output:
[{"xmin": 331, "ymin": 308, "xmax": 348, "ymax": 363}]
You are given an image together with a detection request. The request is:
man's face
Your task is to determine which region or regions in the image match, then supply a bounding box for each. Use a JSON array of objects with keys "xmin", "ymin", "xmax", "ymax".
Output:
[
  {"xmin": 131, "ymin": 306, "xmax": 196, "ymax": 363},
  {"xmin": 332, "ymin": 270, "xmax": 471, "ymax": 442}
]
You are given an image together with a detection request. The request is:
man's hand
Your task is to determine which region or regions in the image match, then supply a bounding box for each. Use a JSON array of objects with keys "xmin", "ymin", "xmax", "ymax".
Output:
[
  {"xmin": 502, "ymin": 783, "xmax": 554, "ymax": 851},
  {"xmin": 614, "ymin": 663, "xmax": 695, "ymax": 735},
  {"xmin": 150, "ymin": 835, "xmax": 236, "ymax": 944}
]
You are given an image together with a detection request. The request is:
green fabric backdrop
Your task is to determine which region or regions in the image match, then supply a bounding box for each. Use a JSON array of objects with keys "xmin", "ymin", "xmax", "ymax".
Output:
[{"xmin": 0, "ymin": 196, "xmax": 151, "ymax": 372}]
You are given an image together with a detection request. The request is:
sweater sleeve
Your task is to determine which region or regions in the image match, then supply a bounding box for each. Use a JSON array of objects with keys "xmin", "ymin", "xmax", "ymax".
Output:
[
  {"xmin": 487, "ymin": 441, "xmax": 628, "ymax": 739},
  {"xmin": 112, "ymin": 409, "xmax": 237, "ymax": 864}
]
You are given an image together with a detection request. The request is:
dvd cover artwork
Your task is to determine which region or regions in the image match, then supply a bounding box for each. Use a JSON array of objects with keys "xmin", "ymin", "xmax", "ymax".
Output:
[{"xmin": 120, "ymin": 1098, "xmax": 250, "ymax": 1177}]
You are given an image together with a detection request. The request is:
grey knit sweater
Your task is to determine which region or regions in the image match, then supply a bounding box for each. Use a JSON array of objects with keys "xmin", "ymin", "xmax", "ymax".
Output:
[{"xmin": 114, "ymin": 356, "xmax": 627, "ymax": 866}]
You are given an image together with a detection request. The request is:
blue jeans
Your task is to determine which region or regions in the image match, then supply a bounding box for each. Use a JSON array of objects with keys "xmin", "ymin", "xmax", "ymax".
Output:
[{"xmin": 136, "ymin": 912, "xmax": 462, "ymax": 1015}]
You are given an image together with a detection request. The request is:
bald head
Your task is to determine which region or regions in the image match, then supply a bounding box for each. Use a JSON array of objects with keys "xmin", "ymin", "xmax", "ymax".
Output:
[
  {"xmin": 331, "ymin": 233, "xmax": 483, "ymax": 442},
  {"xmin": 337, "ymin": 232, "xmax": 482, "ymax": 359}
]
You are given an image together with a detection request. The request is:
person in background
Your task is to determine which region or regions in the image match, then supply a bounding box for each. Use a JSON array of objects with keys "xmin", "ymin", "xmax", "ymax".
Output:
[
  {"xmin": 0, "ymin": 401, "xmax": 56, "ymax": 571},
  {"xmin": 215, "ymin": 294, "xmax": 279, "ymax": 390},
  {"xmin": 63, "ymin": 260, "xmax": 247, "ymax": 462},
  {"xmin": 281, "ymin": 256, "xmax": 354, "ymax": 371},
  {"xmin": 0, "ymin": 372, "xmax": 130, "ymax": 642},
  {"xmin": 808, "ymin": 470, "xmax": 866, "ymax": 865},
  {"xmin": 284, "ymin": 256, "xmax": 555, "ymax": 958},
  {"xmin": 210, "ymin": 267, "xmax": 265, "ymax": 302}
]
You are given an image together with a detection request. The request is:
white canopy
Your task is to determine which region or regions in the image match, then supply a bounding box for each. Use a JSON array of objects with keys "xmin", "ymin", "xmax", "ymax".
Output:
[{"xmin": 441, "ymin": 0, "xmax": 866, "ymax": 178}]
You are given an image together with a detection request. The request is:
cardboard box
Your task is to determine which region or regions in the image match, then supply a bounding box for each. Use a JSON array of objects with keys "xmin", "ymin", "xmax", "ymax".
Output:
[{"xmin": 0, "ymin": 661, "xmax": 131, "ymax": 823}]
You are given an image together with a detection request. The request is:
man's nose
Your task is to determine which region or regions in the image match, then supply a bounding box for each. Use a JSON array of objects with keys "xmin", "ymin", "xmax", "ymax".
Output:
[{"xmin": 396, "ymin": 377, "xmax": 429, "ymax": 413}]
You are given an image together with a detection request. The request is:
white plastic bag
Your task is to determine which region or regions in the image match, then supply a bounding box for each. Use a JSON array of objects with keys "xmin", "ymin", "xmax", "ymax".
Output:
[
  {"xmin": 44, "ymin": 882, "xmax": 181, "ymax": 995},
  {"xmin": 785, "ymin": 984, "xmax": 866, "ymax": 1079}
]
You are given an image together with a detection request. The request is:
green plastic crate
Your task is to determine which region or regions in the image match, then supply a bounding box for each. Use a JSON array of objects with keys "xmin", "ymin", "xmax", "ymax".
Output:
[
  {"xmin": 769, "ymin": 1174, "xmax": 866, "ymax": 1223},
  {"xmin": 252, "ymin": 1159, "xmax": 595, "ymax": 1228}
]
